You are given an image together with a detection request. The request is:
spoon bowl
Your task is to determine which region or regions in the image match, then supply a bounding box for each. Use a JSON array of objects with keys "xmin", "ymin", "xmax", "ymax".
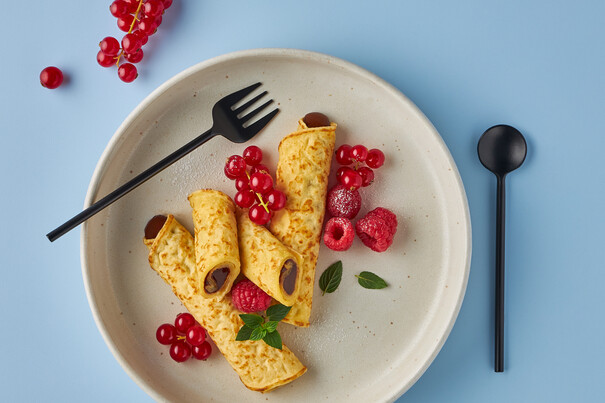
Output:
[{"xmin": 478, "ymin": 125, "xmax": 527, "ymax": 177}]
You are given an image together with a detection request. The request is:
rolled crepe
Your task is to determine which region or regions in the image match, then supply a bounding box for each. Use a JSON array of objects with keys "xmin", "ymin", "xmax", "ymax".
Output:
[
  {"xmin": 188, "ymin": 189, "xmax": 240, "ymax": 299},
  {"xmin": 269, "ymin": 117, "xmax": 336, "ymax": 327},
  {"xmin": 236, "ymin": 208, "xmax": 304, "ymax": 307},
  {"xmin": 144, "ymin": 215, "xmax": 307, "ymax": 393}
]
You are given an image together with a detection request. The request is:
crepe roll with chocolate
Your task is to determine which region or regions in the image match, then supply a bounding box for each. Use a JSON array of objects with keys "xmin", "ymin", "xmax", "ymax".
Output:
[
  {"xmin": 188, "ymin": 189, "xmax": 240, "ymax": 299},
  {"xmin": 144, "ymin": 215, "xmax": 307, "ymax": 392},
  {"xmin": 269, "ymin": 113, "xmax": 336, "ymax": 327},
  {"xmin": 236, "ymin": 208, "xmax": 303, "ymax": 306}
]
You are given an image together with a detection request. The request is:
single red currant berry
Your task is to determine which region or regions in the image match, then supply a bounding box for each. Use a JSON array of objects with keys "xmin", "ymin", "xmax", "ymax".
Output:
[
  {"xmin": 249, "ymin": 205, "xmax": 272, "ymax": 225},
  {"xmin": 123, "ymin": 0, "xmax": 139, "ymax": 13},
  {"xmin": 124, "ymin": 49, "xmax": 144, "ymax": 63},
  {"xmin": 358, "ymin": 166, "xmax": 375, "ymax": 187},
  {"xmin": 121, "ymin": 33, "xmax": 141, "ymax": 53},
  {"xmin": 156, "ymin": 323, "xmax": 177, "ymax": 345},
  {"xmin": 186, "ymin": 325, "xmax": 206, "ymax": 347},
  {"xmin": 117, "ymin": 14, "xmax": 135, "ymax": 32},
  {"xmin": 242, "ymin": 145, "xmax": 263, "ymax": 166},
  {"xmin": 138, "ymin": 16, "xmax": 158, "ymax": 35},
  {"xmin": 97, "ymin": 51, "xmax": 115, "ymax": 67},
  {"xmin": 225, "ymin": 155, "xmax": 247, "ymax": 178},
  {"xmin": 335, "ymin": 144, "xmax": 353, "ymax": 165},
  {"xmin": 40, "ymin": 66, "xmax": 63, "ymax": 89},
  {"xmin": 340, "ymin": 168, "xmax": 363, "ymax": 190},
  {"xmin": 234, "ymin": 190, "xmax": 256, "ymax": 208},
  {"xmin": 162, "ymin": 0, "xmax": 173, "ymax": 9},
  {"xmin": 109, "ymin": 0, "xmax": 129, "ymax": 17},
  {"xmin": 234, "ymin": 177, "xmax": 250, "ymax": 191},
  {"xmin": 118, "ymin": 63, "xmax": 138, "ymax": 83},
  {"xmin": 366, "ymin": 149, "xmax": 385, "ymax": 169},
  {"xmin": 192, "ymin": 341, "xmax": 212, "ymax": 360},
  {"xmin": 250, "ymin": 164, "xmax": 269, "ymax": 175},
  {"xmin": 155, "ymin": 15, "xmax": 163, "ymax": 27},
  {"xmin": 131, "ymin": 30, "xmax": 148, "ymax": 47},
  {"xmin": 99, "ymin": 36, "xmax": 121, "ymax": 56},
  {"xmin": 265, "ymin": 189, "xmax": 286, "ymax": 211},
  {"xmin": 249, "ymin": 172, "xmax": 273, "ymax": 194},
  {"xmin": 350, "ymin": 145, "xmax": 368, "ymax": 163},
  {"xmin": 144, "ymin": 0, "xmax": 165, "ymax": 17},
  {"xmin": 169, "ymin": 340, "xmax": 191, "ymax": 363},
  {"xmin": 174, "ymin": 312, "xmax": 196, "ymax": 334}
]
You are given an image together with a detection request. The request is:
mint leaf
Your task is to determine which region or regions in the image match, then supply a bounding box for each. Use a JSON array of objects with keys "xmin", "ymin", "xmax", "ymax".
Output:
[
  {"xmin": 235, "ymin": 324, "xmax": 254, "ymax": 341},
  {"xmin": 319, "ymin": 261, "xmax": 343, "ymax": 295},
  {"xmin": 263, "ymin": 321, "xmax": 279, "ymax": 333},
  {"xmin": 355, "ymin": 271, "xmax": 388, "ymax": 289},
  {"xmin": 266, "ymin": 304, "xmax": 291, "ymax": 322},
  {"xmin": 250, "ymin": 326, "xmax": 267, "ymax": 341},
  {"xmin": 239, "ymin": 313, "xmax": 263, "ymax": 328},
  {"xmin": 263, "ymin": 329, "xmax": 283, "ymax": 350}
]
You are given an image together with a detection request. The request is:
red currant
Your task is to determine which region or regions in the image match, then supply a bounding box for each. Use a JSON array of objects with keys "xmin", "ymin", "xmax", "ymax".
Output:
[
  {"xmin": 144, "ymin": 0, "xmax": 165, "ymax": 17},
  {"xmin": 250, "ymin": 164, "xmax": 269, "ymax": 175},
  {"xmin": 358, "ymin": 166, "xmax": 374, "ymax": 187},
  {"xmin": 242, "ymin": 145, "xmax": 263, "ymax": 166},
  {"xmin": 118, "ymin": 63, "xmax": 138, "ymax": 83},
  {"xmin": 131, "ymin": 30, "xmax": 149, "ymax": 46},
  {"xmin": 249, "ymin": 205, "xmax": 271, "ymax": 225},
  {"xmin": 162, "ymin": 0, "xmax": 173, "ymax": 9},
  {"xmin": 121, "ymin": 33, "xmax": 141, "ymax": 53},
  {"xmin": 234, "ymin": 177, "xmax": 250, "ymax": 191},
  {"xmin": 174, "ymin": 312, "xmax": 196, "ymax": 334},
  {"xmin": 186, "ymin": 325, "xmax": 206, "ymax": 347},
  {"xmin": 117, "ymin": 14, "xmax": 135, "ymax": 32},
  {"xmin": 109, "ymin": 0, "xmax": 129, "ymax": 17},
  {"xmin": 39, "ymin": 66, "xmax": 63, "ymax": 89},
  {"xmin": 335, "ymin": 144, "xmax": 353, "ymax": 165},
  {"xmin": 123, "ymin": 0, "xmax": 139, "ymax": 13},
  {"xmin": 156, "ymin": 323, "xmax": 177, "ymax": 345},
  {"xmin": 249, "ymin": 172, "xmax": 273, "ymax": 194},
  {"xmin": 138, "ymin": 16, "xmax": 158, "ymax": 35},
  {"xmin": 155, "ymin": 15, "xmax": 163, "ymax": 27},
  {"xmin": 234, "ymin": 190, "xmax": 256, "ymax": 208},
  {"xmin": 265, "ymin": 189, "xmax": 286, "ymax": 211},
  {"xmin": 350, "ymin": 145, "xmax": 368, "ymax": 163},
  {"xmin": 99, "ymin": 36, "xmax": 120, "ymax": 56},
  {"xmin": 97, "ymin": 51, "xmax": 115, "ymax": 67},
  {"xmin": 192, "ymin": 341, "xmax": 212, "ymax": 360},
  {"xmin": 169, "ymin": 340, "xmax": 191, "ymax": 363},
  {"xmin": 339, "ymin": 167, "xmax": 363, "ymax": 190},
  {"xmin": 124, "ymin": 49, "xmax": 144, "ymax": 63},
  {"xmin": 366, "ymin": 149, "xmax": 385, "ymax": 169},
  {"xmin": 225, "ymin": 155, "xmax": 247, "ymax": 178}
]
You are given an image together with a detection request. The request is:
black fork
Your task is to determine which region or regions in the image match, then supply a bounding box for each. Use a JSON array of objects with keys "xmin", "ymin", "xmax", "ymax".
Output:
[{"xmin": 47, "ymin": 82, "xmax": 278, "ymax": 242}]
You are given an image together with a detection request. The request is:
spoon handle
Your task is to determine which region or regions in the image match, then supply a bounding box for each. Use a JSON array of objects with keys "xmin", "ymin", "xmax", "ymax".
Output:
[{"xmin": 495, "ymin": 175, "xmax": 506, "ymax": 372}]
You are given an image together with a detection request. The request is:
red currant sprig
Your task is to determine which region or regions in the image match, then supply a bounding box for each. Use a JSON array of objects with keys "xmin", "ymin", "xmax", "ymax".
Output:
[
  {"xmin": 224, "ymin": 145, "xmax": 286, "ymax": 226},
  {"xmin": 334, "ymin": 144, "xmax": 385, "ymax": 190},
  {"xmin": 98, "ymin": 0, "xmax": 173, "ymax": 82},
  {"xmin": 156, "ymin": 312, "xmax": 212, "ymax": 362}
]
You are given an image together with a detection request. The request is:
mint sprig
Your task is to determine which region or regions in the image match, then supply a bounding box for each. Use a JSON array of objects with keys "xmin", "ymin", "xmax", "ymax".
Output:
[
  {"xmin": 319, "ymin": 261, "xmax": 343, "ymax": 295},
  {"xmin": 235, "ymin": 304, "xmax": 292, "ymax": 349},
  {"xmin": 355, "ymin": 271, "xmax": 388, "ymax": 289}
]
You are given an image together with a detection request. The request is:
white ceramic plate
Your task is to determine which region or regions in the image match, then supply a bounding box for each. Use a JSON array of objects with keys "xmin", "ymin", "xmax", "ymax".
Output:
[{"xmin": 81, "ymin": 48, "xmax": 471, "ymax": 403}]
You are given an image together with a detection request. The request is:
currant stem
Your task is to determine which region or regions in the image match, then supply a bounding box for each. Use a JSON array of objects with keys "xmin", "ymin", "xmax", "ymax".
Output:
[{"xmin": 116, "ymin": 0, "xmax": 144, "ymax": 67}]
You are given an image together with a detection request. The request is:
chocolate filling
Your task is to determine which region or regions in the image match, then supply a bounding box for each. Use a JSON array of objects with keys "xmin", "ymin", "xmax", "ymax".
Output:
[
  {"xmin": 303, "ymin": 112, "xmax": 330, "ymax": 128},
  {"xmin": 204, "ymin": 267, "xmax": 230, "ymax": 294},
  {"xmin": 144, "ymin": 215, "xmax": 167, "ymax": 239},
  {"xmin": 280, "ymin": 259, "xmax": 298, "ymax": 295}
]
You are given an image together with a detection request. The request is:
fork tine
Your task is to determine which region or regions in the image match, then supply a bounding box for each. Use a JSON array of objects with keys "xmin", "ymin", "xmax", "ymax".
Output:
[
  {"xmin": 221, "ymin": 82, "xmax": 262, "ymax": 106},
  {"xmin": 232, "ymin": 91, "xmax": 268, "ymax": 115},
  {"xmin": 240, "ymin": 99, "xmax": 274, "ymax": 124},
  {"xmin": 244, "ymin": 108, "xmax": 280, "ymax": 135}
]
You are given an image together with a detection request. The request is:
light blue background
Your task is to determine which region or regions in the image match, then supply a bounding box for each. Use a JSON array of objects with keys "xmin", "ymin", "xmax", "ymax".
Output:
[{"xmin": 1, "ymin": 1, "xmax": 604, "ymax": 402}]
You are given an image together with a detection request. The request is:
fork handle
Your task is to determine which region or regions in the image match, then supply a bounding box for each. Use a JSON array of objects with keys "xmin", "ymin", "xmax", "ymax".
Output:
[{"xmin": 47, "ymin": 128, "xmax": 214, "ymax": 242}]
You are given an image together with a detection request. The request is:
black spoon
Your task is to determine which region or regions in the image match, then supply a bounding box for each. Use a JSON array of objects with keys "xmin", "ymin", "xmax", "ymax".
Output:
[{"xmin": 477, "ymin": 124, "xmax": 527, "ymax": 373}]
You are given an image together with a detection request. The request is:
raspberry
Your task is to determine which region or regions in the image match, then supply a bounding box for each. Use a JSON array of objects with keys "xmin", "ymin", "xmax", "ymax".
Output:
[
  {"xmin": 326, "ymin": 184, "xmax": 362, "ymax": 219},
  {"xmin": 231, "ymin": 280, "xmax": 272, "ymax": 313},
  {"xmin": 323, "ymin": 217, "xmax": 355, "ymax": 251},
  {"xmin": 355, "ymin": 208, "xmax": 397, "ymax": 252}
]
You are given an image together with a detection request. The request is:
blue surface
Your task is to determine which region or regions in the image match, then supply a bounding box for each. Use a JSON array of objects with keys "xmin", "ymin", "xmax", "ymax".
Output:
[{"xmin": 2, "ymin": 1, "xmax": 604, "ymax": 402}]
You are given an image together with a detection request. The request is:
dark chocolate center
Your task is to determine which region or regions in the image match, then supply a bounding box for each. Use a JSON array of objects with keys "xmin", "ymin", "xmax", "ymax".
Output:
[
  {"xmin": 303, "ymin": 112, "xmax": 330, "ymax": 128},
  {"xmin": 280, "ymin": 259, "xmax": 298, "ymax": 295},
  {"xmin": 204, "ymin": 267, "xmax": 230, "ymax": 293},
  {"xmin": 144, "ymin": 215, "xmax": 167, "ymax": 239}
]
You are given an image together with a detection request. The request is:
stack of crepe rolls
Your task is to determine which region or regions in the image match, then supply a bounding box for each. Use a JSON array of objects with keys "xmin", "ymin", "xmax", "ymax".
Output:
[
  {"xmin": 236, "ymin": 207, "xmax": 304, "ymax": 306},
  {"xmin": 187, "ymin": 189, "xmax": 240, "ymax": 299},
  {"xmin": 269, "ymin": 113, "xmax": 336, "ymax": 327},
  {"xmin": 144, "ymin": 214, "xmax": 307, "ymax": 392}
]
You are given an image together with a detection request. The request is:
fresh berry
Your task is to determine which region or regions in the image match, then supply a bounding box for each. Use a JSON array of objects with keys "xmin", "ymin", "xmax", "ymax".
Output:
[
  {"xmin": 174, "ymin": 312, "xmax": 196, "ymax": 334},
  {"xmin": 97, "ymin": 51, "xmax": 115, "ymax": 67},
  {"xmin": 109, "ymin": 0, "xmax": 129, "ymax": 18},
  {"xmin": 248, "ymin": 204, "xmax": 271, "ymax": 225},
  {"xmin": 186, "ymin": 325, "xmax": 206, "ymax": 347},
  {"xmin": 131, "ymin": 30, "xmax": 149, "ymax": 46},
  {"xmin": 249, "ymin": 172, "xmax": 273, "ymax": 194},
  {"xmin": 338, "ymin": 167, "xmax": 363, "ymax": 190},
  {"xmin": 138, "ymin": 16, "xmax": 158, "ymax": 35},
  {"xmin": 192, "ymin": 341, "xmax": 212, "ymax": 360},
  {"xmin": 350, "ymin": 145, "xmax": 368, "ymax": 162},
  {"xmin": 265, "ymin": 189, "xmax": 286, "ymax": 211},
  {"xmin": 99, "ymin": 36, "xmax": 121, "ymax": 56},
  {"xmin": 243, "ymin": 145, "xmax": 263, "ymax": 166},
  {"xmin": 121, "ymin": 33, "xmax": 141, "ymax": 53},
  {"xmin": 234, "ymin": 177, "xmax": 250, "ymax": 191},
  {"xmin": 250, "ymin": 164, "xmax": 269, "ymax": 175},
  {"xmin": 117, "ymin": 14, "xmax": 135, "ymax": 32},
  {"xmin": 143, "ymin": 0, "xmax": 164, "ymax": 17},
  {"xmin": 40, "ymin": 67, "xmax": 63, "ymax": 89},
  {"xmin": 156, "ymin": 323, "xmax": 177, "ymax": 345},
  {"xmin": 335, "ymin": 144, "xmax": 353, "ymax": 165},
  {"xmin": 170, "ymin": 340, "xmax": 191, "ymax": 362},
  {"xmin": 163, "ymin": 0, "xmax": 173, "ymax": 9},
  {"xmin": 326, "ymin": 184, "xmax": 361, "ymax": 219},
  {"xmin": 355, "ymin": 209, "xmax": 397, "ymax": 252},
  {"xmin": 366, "ymin": 149, "xmax": 385, "ymax": 169},
  {"xmin": 225, "ymin": 155, "xmax": 247, "ymax": 178},
  {"xmin": 231, "ymin": 279, "xmax": 272, "ymax": 313},
  {"xmin": 118, "ymin": 63, "xmax": 138, "ymax": 82},
  {"xmin": 234, "ymin": 190, "xmax": 256, "ymax": 208},
  {"xmin": 323, "ymin": 217, "xmax": 355, "ymax": 251},
  {"xmin": 358, "ymin": 166, "xmax": 374, "ymax": 187},
  {"xmin": 124, "ymin": 49, "xmax": 144, "ymax": 63}
]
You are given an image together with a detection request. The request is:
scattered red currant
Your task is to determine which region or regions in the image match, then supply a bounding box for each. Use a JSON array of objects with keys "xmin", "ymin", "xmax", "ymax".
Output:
[
  {"xmin": 249, "ymin": 204, "xmax": 272, "ymax": 225},
  {"xmin": 156, "ymin": 313, "xmax": 213, "ymax": 363},
  {"xmin": 118, "ymin": 63, "xmax": 138, "ymax": 82},
  {"xmin": 366, "ymin": 149, "xmax": 385, "ymax": 169},
  {"xmin": 40, "ymin": 66, "xmax": 64, "ymax": 89},
  {"xmin": 358, "ymin": 166, "xmax": 375, "ymax": 187},
  {"xmin": 192, "ymin": 341, "xmax": 212, "ymax": 360},
  {"xmin": 334, "ymin": 144, "xmax": 385, "ymax": 189},
  {"xmin": 174, "ymin": 312, "xmax": 196, "ymax": 334},
  {"xmin": 170, "ymin": 340, "xmax": 191, "ymax": 363},
  {"xmin": 186, "ymin": 325, "xmax": 206, "ymax": 347},
  {"xmin": 335, "ymin": 144, "xmax": 353, "ymax": 165},
  {"xmin": 243, "ymin": 145, "xmax": 263, "ymax": 166},
  {"xmin": 339, "ymin": 167, "xmax": 363, "ymax": 191},
  {"xmin": 350, "ymin": 145, "xmax": 368, "ymax": 163},
  {"xmin": 156, "ymin": 323, "xmax": 177, "ymax": 345}
]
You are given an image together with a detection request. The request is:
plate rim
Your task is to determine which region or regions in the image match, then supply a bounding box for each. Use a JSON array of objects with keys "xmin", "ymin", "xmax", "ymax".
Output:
[{"xmin": 80, "ymin": 47, "xmax": 472, "ymax": 402}]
